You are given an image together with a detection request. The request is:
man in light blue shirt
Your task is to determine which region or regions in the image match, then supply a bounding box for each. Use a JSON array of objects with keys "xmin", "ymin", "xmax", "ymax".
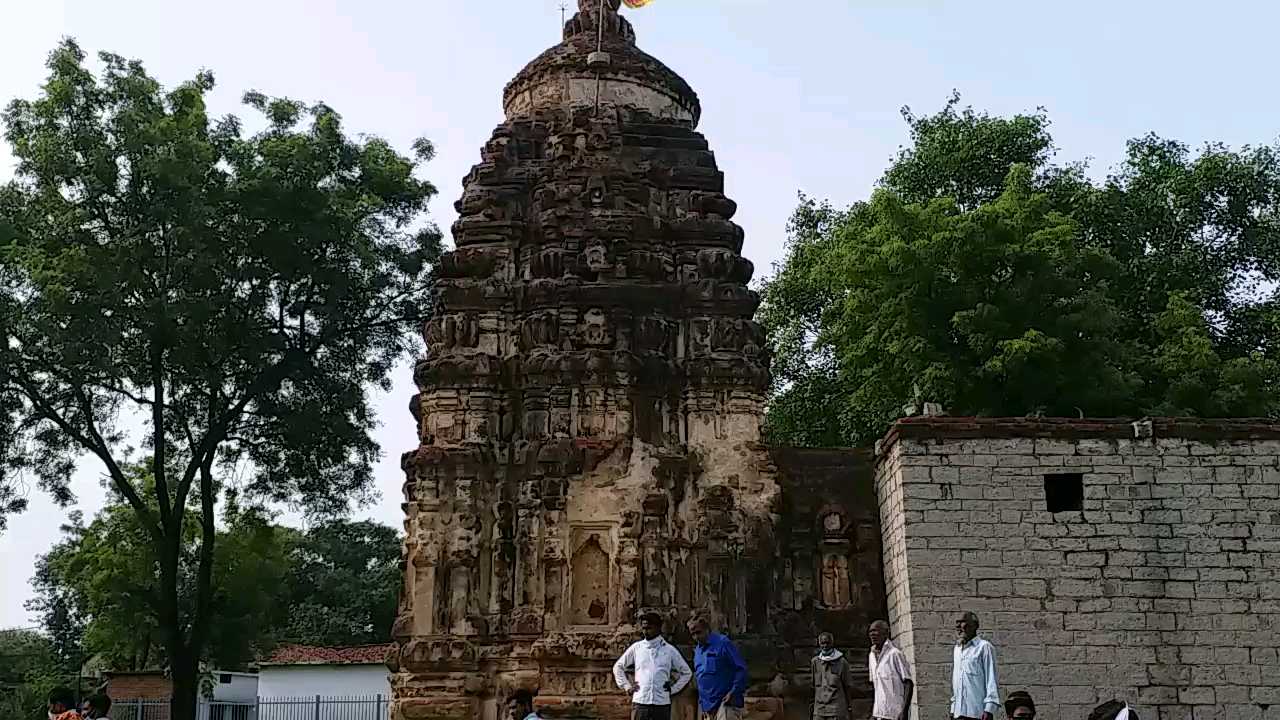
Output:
[{"xmin": 950, "ymin": 611, "xmax": 1000, "ymax": 720}]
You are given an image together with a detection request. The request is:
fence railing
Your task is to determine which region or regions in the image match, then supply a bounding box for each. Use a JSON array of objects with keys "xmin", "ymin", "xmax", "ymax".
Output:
[{"xmin": 108, "ymin": 695, "xmax": 388, "ymax": 720}]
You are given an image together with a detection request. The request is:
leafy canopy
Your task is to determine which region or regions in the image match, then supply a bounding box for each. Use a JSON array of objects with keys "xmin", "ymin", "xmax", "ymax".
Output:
[
  {"xmin": 30, "ymin": 480, "xmax": 401, "ymax": 671},
  {"xmin": 761, "ymin": 95, "xmax": 1280, "ymax": 446},
  {"xmin": 0, "ymin": 38, "xmax": 438, "ymax": 718}
]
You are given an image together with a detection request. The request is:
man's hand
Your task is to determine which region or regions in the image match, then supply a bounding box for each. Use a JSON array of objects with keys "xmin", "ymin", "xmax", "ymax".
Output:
[
  {"xmin": 722, "ymin": 691, "xmax": 734, "ymax": 705},
  {"xmin": 664, "ymin": 681, "xmax": 673, "ymax": 692},
  {"xmin": 620, "ymin": 684, "xmax": 633, "ymax": 696},
  {"xmin": 981, "ymin": 713, "xmax": 993, "ymax": 720}
]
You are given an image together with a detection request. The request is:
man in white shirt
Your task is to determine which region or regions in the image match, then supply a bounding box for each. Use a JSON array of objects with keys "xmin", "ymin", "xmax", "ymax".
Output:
[
  {"xmin": 613, "ymin": 611, "xmax": 693, "ymax": 720},
  {"xmin": 950, "ymin": 611, "xmax": 1000, "ymax": 720},
  {"xmin": 869, "ymin": 620, "xmax": 914, "ymax": 720}
]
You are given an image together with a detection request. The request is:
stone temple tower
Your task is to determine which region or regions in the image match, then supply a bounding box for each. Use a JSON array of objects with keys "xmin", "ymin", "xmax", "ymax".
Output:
[{"xmin": 391, "ymin": 2, "xmax": 885, "ymax": 718}]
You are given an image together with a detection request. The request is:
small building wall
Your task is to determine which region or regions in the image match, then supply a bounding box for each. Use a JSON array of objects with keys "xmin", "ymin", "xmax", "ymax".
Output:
[
  {"xmin": 105, "ymin": 671, "xmax": 172, "ymax": 700},
  {"xmin": 875, "ymin": 418, "xmax": 1280, "ymax": 720},
  {"xmin": 257, "ymin": 664, "xmax": 390, "ymax": 700},
  {"xmin": 210, "ymin": 671, "xmax": 259, "ymax": 703}
]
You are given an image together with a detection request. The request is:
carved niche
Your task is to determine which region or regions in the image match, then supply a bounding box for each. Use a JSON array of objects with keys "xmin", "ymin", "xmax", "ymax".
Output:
[{"xmin": 570, "ymin": 528, "xmax": 613, "ymax": 625}]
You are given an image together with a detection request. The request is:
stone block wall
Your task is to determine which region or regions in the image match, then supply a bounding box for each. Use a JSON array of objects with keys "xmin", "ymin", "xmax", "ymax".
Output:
[{"xmin": 874, "ymin": 418, "xmax": 1280, "ymax": 720}]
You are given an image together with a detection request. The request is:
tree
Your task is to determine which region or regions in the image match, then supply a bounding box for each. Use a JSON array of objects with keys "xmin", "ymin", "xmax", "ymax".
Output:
[
  {"xmin": 762, "ymin": 97, "xmax": 1280, "ymax": 446},
  {"xmin": 0, "ymin": 629, "xmax": 67, "ymax": 719},
  {"xmin": 0, "ymin": 40, "xmax": 440, "ymax": 720},
  {"xmin": 30, "ymin": 492, "xmax": 400, "ymax": 672},
  {"xmin": 272, "ymin": 519, "xmax": 400, "ymax": 647},
  {"xmin": 29, "ymin": 465, "xmax": 291, "ymax": 673}
]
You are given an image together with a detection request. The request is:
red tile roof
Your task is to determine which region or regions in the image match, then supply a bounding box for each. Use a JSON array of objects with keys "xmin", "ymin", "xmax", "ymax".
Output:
[{"xmin": 262, "ymin": 644, "xmax": 392, "ymax": 666}]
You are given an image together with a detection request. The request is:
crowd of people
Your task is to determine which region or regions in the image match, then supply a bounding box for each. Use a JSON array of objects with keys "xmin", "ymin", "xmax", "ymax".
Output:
[
  {"xmin": 45, "ymin": 687, "xmax": 110, "ymax": 720},
  {"xmin": 42, "ymin": 610, "xmax": 1137, "ymax": 720},
  {"xmin": 506, "ymin": 609, "xmax": 1141, "ymax": 720}
]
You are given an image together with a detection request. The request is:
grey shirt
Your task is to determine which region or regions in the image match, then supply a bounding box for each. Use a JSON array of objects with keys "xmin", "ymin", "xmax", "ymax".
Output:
[{"xmin": 812, "ymin": 652, "xmax": 853, "ymax": 718}]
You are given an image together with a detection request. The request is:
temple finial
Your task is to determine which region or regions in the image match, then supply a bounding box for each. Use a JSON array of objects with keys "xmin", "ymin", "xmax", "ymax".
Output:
[
  {"xmin": 564, "ymin": 0, "xmax": 635, "ymax": 45},
  {"xmin": 578, "ymin": 0, "xmax": 622, "ymax": 12}
]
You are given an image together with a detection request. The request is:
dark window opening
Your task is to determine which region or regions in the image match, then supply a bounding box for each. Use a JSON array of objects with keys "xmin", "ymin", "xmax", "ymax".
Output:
[
  {"xmin": 218, "ymin": 673, "xmax": 233, "ymax": 684},
  {"xmin": 1044, "ymin": 473, "xmax": 1084, "ymax": 513}
]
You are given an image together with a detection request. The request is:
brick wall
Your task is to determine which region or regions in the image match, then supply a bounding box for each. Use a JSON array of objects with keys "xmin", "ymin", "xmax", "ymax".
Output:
[
  {"xmin": 104, "ymin": 671, "xmax": 172, "ymax": 700},
  {"xmin": 875, "ymin": 419, "xmax": 1280, "ymax": 720}
]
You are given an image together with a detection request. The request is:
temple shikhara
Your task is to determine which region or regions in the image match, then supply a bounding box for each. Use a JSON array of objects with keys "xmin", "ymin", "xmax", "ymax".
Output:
[{"xmin": 391, "ymin": 2, "xmax": 1280, "ymax": 719}]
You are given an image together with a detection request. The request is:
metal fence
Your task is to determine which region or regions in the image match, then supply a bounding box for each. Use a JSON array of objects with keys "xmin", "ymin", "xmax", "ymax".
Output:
[{"xmin": 108, "ymin": 696, "xmax": 388, "ymax": 720}]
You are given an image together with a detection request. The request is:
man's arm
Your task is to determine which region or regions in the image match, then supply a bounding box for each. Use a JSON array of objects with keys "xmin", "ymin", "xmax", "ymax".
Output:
[
  {"xmin": 949, "ymin": 647, "xmax": 958, "ymax": 720},
  {"xmin": 669, "ymin": 648, "xmax": 693, "ymax": 695},
  {"xmin": 612, "ymin": 644, "xmax": 635, "ymax": 692},
  {"xmin": 981, "ymin": 645, "xmax": 1000, "ymax": 720},
  {"xmin": 896, "ymin": 652, "xmax": 915, "ymax": 720}
]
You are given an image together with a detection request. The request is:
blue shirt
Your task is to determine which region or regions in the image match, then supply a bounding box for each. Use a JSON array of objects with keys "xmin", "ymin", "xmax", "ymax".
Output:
[{"xmin": 693, "ymin": 632, "xmax": 748, "ymax": 712}]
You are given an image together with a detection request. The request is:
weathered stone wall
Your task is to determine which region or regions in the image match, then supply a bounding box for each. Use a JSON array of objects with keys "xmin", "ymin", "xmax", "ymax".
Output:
[{"xmin": 875, "ymin": 418, "xmax": 1280, "ymax": 720}]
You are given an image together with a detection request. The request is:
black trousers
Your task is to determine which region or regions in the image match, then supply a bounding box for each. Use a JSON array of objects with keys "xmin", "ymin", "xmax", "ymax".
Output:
[{"xmin": 633, "ymin": 705, "xmax": 673, "ymax": 720}]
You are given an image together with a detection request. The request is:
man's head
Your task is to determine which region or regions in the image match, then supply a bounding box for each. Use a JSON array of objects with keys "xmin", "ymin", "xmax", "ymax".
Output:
[
  {"xmin": 817, "ymin": 631, "xmax": 835, "ymax": 652},
  {"xmin": 639, "ymin": 611, "xmax": 664, "ymax": 641},
  {"xmin": 506, "ymin": 690, "xmax": 534, "ymax": 720},
  {"xmin": 47, "ymin": 687, "xmax": 76, "ymax": 715},
  {"xmin": 1005, "ymin": 691, "xmax": 1036, "ymax": 720},
  {"xmin": 1089, "ymin": 700, "xmax": 1137, "ymax": 720},
  {"xmin": 955, "ymin": 610, "xmax": 979, "ymax": 644},
  {"xmin": 85, "ymin": 694, "xmax": 111, "ymax": 719},
  {"xmin": 686, "ymin": 615, "xmax": 711, "ymax": 646},
  {"xmin": 869, "ymin": 619, "xmax": 890, "ymax": 649}
]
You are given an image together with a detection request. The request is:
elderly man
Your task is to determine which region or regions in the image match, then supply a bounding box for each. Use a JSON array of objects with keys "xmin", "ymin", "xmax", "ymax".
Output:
[
  {"xmin": 869, "ymin": 620, "xmax": 914, "ymax": 720},
  {"xmin": 613, "ymin": 611, "xmax": 693, "ymax": 720},
  {"xmin": 950, "ymin": 611, "xmax": 1000, "ymax": 720},
  {"xmin": 688, "ymin": 615, "xmax": 748, "ymax": 720},
  {"xmin": 811, "ymin": 631, "xmax": 854, "ymax": 719}
]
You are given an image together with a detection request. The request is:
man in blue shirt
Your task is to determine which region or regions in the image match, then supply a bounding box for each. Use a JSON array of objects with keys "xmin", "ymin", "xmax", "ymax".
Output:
[{"xmin": 687, "ymin": 615, "xmax": 748, "ymax": 720}]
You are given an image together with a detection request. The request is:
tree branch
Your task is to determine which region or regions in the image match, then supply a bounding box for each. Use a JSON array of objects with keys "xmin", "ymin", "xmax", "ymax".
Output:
[{"xmin": 6, "ymin": 370, "xmax": 160, "ymax": 541}]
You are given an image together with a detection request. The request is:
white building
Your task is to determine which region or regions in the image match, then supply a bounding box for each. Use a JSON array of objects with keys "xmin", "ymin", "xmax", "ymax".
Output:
[{"xmin": 256, "ymin": 644, "xmax": 392, "ymax": 700}]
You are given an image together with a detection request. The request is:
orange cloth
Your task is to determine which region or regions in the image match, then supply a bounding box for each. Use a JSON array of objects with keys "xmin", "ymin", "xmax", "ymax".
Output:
[
  {"xmin": 53, "ymin": 712, "xmax": 81, "ymax": 720},
  {"xmin": 622, "ymin": 0, "xmax": 654, "ymax": 7}
]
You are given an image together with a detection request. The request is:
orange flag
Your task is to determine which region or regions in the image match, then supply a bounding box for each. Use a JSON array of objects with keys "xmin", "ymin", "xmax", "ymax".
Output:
[{"xmin": 622, "ymin": 0, "xmax": 654, "ymax": 7}]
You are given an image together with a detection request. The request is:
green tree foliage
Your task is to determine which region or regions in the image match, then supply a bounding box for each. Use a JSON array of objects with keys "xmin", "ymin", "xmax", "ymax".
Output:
[
  {"xmin": 30, "ymin": 485, "xmax": 399, "ymax": 673},
  {"xmin": 270, "ymin": 519, "xmax": 400, "ymax": 648},
  {"xmin": 0, "ymin": 629, "xmax": 68, "ymax": 719},
  {"xmin": 0, "ymin": 40, "xmax": 440, "ymax": 719},
  {"xmin": 762, "ymin": 95, "xmax": 1280, "ymax": 446}
]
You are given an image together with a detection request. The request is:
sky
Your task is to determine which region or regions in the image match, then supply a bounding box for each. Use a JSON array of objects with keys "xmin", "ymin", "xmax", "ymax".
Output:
[{"xmin": 2, "ymin": 0, "xmax": 1278, "ymax": 629}]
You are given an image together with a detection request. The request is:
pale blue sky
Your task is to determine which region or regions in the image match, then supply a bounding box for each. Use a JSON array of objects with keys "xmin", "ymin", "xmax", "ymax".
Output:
[{"xmin": 2, "ymin": 0, "xmax": 1278, "ymax": 628}]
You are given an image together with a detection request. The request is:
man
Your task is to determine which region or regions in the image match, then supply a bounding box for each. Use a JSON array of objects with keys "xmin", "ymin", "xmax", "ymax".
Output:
[
  {"xmin": 47, "ymin": 687, "xmax": 80, "ymax": 720},
  {"xmin": 82, "ymin": 694, "xmax": 112, "ymax": 720},
  {"xmin": 869, "ymin": 620, "xmax": 914, "ymax": 720},
  {"xmin": 950, "ymin": 611, "xmax": 999, "ymax": 720},
  {"xmin": 688, "ymin": 615, "xmax": 748, "ymax": 720},
  {"xmin": 506, "ymin": 690, "xmax": 539, "ymax": 720},
  {"xmin": 613, "ymin": 611, "xmax": 693, "ymax": 720},
  {"xmin": 811, "ymin": 631, "xmax": 853, "ymax": 719},
  {"xmin": 1004, "ymin": 691, "xmax": 1035, "ymax": 720}
]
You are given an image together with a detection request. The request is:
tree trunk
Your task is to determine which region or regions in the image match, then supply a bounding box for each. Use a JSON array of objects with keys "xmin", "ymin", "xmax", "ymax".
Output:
[{"xmin": 170, "ymin": 645, "xmax": 200, "ymax": 720}]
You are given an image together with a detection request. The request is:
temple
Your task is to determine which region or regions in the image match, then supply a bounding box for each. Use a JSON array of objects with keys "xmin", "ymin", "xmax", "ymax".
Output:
[
  {"xmin": 391, "ymin": 3, "xmax": 1280, "ymax": 720},
  {"xmin": 391, "ymin": 1, "xmax": 884, "ymax": 717}
]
